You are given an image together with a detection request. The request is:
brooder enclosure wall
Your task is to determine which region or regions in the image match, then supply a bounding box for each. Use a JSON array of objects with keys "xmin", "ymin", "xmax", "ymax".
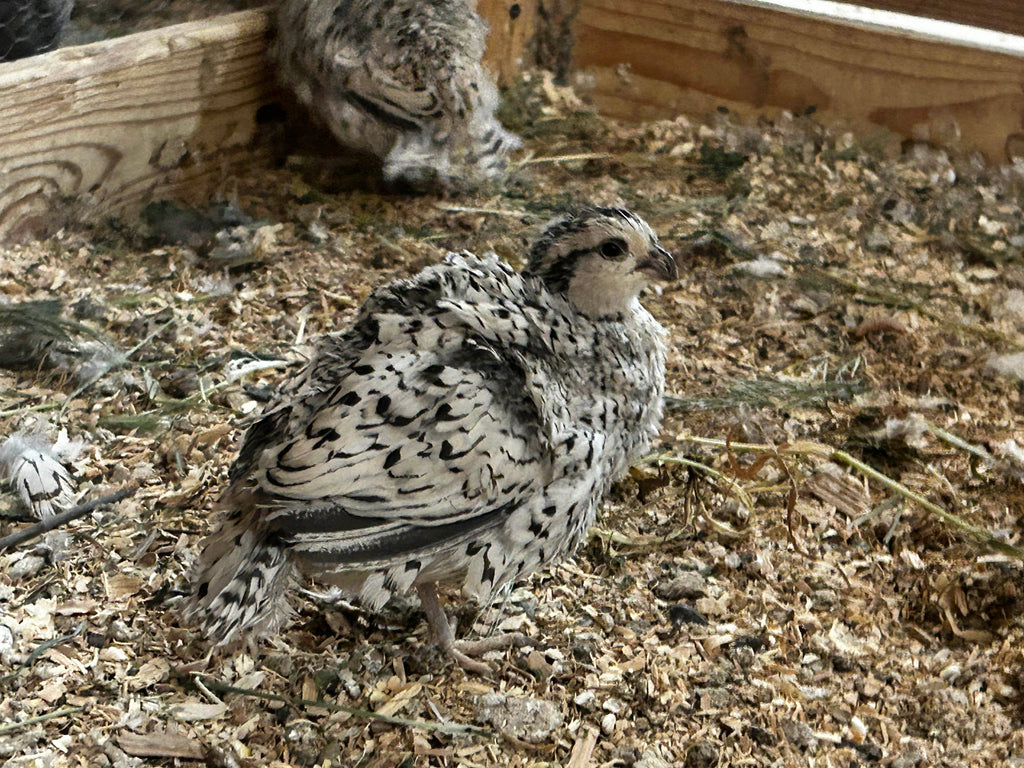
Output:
[{"xmin": 1, "ymin": 0, "xmax": 1023, "ymax": 242}]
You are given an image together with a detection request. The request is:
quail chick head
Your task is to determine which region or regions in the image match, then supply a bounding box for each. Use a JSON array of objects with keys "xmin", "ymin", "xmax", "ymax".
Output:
[
  {"xmin": 184, "ymin": 206, "xmax": 677, "ymax": 672},
  {"xmin": 274, "ymin": 0, "xmax": 521, "ymax": 191}
]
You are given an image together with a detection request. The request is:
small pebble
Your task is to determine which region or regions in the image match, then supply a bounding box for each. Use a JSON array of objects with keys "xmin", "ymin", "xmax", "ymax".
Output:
[
  {"xmin": 892, "ymin": 750, "xmax": 924, "ymax": 768},
  {"xmin": 939, "ymin": 662, "xmax": 961, "ymax": 684},
  {"xmin": 732, "ymin": 256, "xmax": 787, "ymax": 277},
  {"xmin": 285, "ymin": 719, "xmax": 325, "ymax": 767},
  {"xmin": 612, "ymin": 745, "xmax": 641, "ymax": 766},
  {"xmin": 603, "ymin": 697, "xmax": 624, "ymax": 715},
  {"xmin": 684, "ymin": 741, "xmax": 719, "ymax": 768},
  {"xmin": 601, "ymin": 712, "xmax": 616, "ymax": 736},
  {"xmin": 339, "ymin": 670, "xmax": 362, "ymax": 699},
  {"xmin": 635, "ymin": 749, "xmax": 673, "ymax": 768},
  {"xmin": 263, "ymin": 653, "xmax": 296, "ymax": 678},
  {"xmin": 864, "ymin": 229, "xmax": 891, "ymax": 251},
  {"xmin": 41, "ymin": 530, "xmax": 72, "ymax": 561},
  {"xmin": 524, "ymin": 649, "xmax": 553, "ymax": 680},
  {"xmin": 654, "ymin": 571, "xmax": 706, "ymax": 600},
  {"xmin": 0, "ymin": 623, "xmax": 15, "ymax": 655},
  {"xmin": 781, "ymin": 718, "xmax": 817, "ymax": 748},
  {"xmin": 107, "ymin": 619, "xmax": 137, "ymax": 643},
  {"xmin": 848, "ymin": 715, "xmax": 868, "ymax": 744},
  {"xmin": 8, "ymin": 554, "xmax": 45, "ymax": 581},
  {"xmin": 476, "ymin": 693, "xmax": 563, "ymax": 744},
  {"xmin": 573, "ymin": 690, "xmax": 597, "ymax": 710}
]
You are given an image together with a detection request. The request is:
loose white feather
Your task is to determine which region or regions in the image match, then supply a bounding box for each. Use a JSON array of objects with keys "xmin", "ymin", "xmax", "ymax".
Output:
[{"xmin": 0, "ymin": 433, "xmax": 79, "ymax": 520}]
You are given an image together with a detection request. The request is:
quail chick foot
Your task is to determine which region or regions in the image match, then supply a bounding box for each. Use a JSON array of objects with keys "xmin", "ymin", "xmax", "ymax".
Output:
[{"xmin": 416, "ymin": 582, "xmax": 534, "ymax": 675}]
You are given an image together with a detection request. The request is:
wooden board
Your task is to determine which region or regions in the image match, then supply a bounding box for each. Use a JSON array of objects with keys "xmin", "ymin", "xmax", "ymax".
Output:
[
  {"xmin": 480, "ymin": 0, "xmax": 584, "ymax": 83},
  {"xmin": 478, "ymin": 0, "xmax": 542, "ymax": 85},
  {"xmin": 0, "ymin": 10, "xmax": 275, "ymax": 242},
  {"xmin": 572, "ymin": 0, "xmax": 1024, "ymax": 163},
  {"xmin": 843, "ymin": 0, "xmax": 1024, "ymax": 38}
]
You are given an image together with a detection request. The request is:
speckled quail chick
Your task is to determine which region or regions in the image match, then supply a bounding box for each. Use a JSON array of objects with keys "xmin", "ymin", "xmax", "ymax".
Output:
[
  {"xmin": 0, "ymin": 0, "xmax": 73, "ymax": 61},
  {"xmin": 184, "ymin": 207, "xmax": 677, "ymax": 673},
  {"xmin": 274, "ymin": 0, "xmax": 520, "ymax": 190}
]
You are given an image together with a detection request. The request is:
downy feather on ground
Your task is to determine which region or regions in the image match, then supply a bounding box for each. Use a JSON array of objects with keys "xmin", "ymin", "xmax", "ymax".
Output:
[{"xmin": 0, "ymin": 430, "xmax": 84, "ymax": 520}]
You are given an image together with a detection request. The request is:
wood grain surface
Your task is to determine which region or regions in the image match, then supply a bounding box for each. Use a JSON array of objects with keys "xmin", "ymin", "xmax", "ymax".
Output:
[
  {"xmin": 479, "ymin": 0, "xmax": 541, "ymax": 84},
  {"xmin": 0, "ymin": 10, "xmax": 275, "ymax": 242},
  {"xmin": 846, "ymin": 0, "xmax": 1024, "ymax": 37},
  {"xmin": 573, "ymin": 0, "xmax": 1024, "ymax": 162}
]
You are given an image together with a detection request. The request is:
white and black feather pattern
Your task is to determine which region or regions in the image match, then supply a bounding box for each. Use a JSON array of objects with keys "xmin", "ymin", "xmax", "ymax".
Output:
[
  {"xmin": 0, "ymin": 434, "xmax": 77, "ymax": 520},
  {"xmin": 274, "ymin": 0, "xmax": 520, "ymax": 189},
  {"xmin": 187, "ymin": 207, "xmax": 676, "ymax": 645}
]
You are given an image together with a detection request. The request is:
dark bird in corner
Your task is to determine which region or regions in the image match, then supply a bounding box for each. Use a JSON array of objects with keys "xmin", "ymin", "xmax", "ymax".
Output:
[{"xmin": 0, "ymin": 0, "xmax": 73, "ymax": 62}]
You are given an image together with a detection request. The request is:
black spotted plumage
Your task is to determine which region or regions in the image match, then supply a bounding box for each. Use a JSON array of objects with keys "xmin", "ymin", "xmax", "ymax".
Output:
[{"xmin": 184, "ymin": 207, "xmax": 677, "ymax": 672}]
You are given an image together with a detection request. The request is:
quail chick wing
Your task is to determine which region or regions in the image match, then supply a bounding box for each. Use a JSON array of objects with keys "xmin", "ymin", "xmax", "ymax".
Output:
[{"xmin": 190, "ymin": 253, "xmax": 561, "ymax": 641}]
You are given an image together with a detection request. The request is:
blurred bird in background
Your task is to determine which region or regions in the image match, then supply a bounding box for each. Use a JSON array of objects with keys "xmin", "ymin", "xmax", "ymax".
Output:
[{"xmin": 274, "ymin": 0, "xmax": 521, "ymax": 191}]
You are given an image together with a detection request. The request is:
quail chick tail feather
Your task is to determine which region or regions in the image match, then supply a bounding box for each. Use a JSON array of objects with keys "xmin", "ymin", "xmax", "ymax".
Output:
[
  {"xmin": 183, "ymin": 511, "xmax": 294, "ymax": 645},
  {"xmin": 186, "ymin": 207, "xmax": 677, "ymax": 667}
]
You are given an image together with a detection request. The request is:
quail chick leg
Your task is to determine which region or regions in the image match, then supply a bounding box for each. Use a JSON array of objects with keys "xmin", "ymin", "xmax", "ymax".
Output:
[{"xmin": 416, "ymin": 582, "xmax": 534, "ymax": 675}]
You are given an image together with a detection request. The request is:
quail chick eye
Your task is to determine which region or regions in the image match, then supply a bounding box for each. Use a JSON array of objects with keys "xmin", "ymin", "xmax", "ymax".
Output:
[{"xmin": 600, "ymin": 239, "xmax": 626, "ymax": 259}]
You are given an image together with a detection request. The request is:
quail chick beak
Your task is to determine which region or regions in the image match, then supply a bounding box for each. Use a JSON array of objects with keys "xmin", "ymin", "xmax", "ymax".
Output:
[{"xmin": 636, "ymin": 245, "xmax": 678, "ymax": 281}]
